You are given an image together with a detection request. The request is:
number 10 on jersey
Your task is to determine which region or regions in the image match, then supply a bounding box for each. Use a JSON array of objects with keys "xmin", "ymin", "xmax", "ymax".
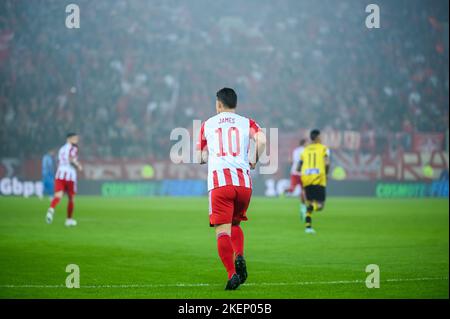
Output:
[{"xmin": 215, "ymin": 127, "xmax": 241, "ymax": 157}]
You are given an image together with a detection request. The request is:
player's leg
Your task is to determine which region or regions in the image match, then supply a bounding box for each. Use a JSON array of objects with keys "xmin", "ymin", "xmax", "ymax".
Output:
[
  {"xmin": 312, "ymin": 201, "xmax": 325, "ymax": 211},
  {"xmin": 65, "ymin": 181, "xmax": 77, "ymax": 227},
  {"xmin": 299, "ymin": 178, "xmax": 307, "ymax": 221},
  {"xmin": 305, "ymin": 186, "xmax": 326, "ymax": 234},
  {"xmin": 231, "ymin": 222, "xmax": 247, "ymax": 283},
  {"xmin": 310, "ymin": 186, "xmax": 326, "ymax": 212},
  {"xmin": 232, "ymin": 186, "xmax": 252, "ymax": 284},
  {"xmin": 303, "ymin": 186, "xmax": 316, "ymax": 233},
  {"xmin": 284, "ymin": 174, "xmax": 297, "ymax": 194},
  {"xmin": 46, "ymin": 179, "xmax": 64, "ymax": 224},
  {"xmin": 215, "ymin": 223, "xmax": 235, "ymax": 278},
  {"xmin": 231, "ymin": 221, "xmax": 244, "ymax": 257},
  {"xmin": 210, "ymin": 187, "xmax": 240, "ymax": 290},
  {"xmin": 50, "ymin": 182, "xmax": 64, "ymax": 209},
  {"xmin": 231, "ymin": 187, "xmax": 250, "ymax": 257},
  {"xmin": 65, "ymin": 195, "xmax": 77, "ymax": 227},
  {"xmin": 215, "ymin": 223, "xmax": 240, "ymax": 290}
]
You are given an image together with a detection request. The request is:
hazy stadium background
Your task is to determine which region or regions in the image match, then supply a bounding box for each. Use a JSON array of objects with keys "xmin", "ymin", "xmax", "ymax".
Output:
[{"xmin": 0, "ymin": 0, "xmax": 448, "ymax": 198}]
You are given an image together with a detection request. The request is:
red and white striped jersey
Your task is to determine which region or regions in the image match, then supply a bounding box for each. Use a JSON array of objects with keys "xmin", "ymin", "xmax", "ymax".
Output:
[
  {"xmin": 55, "ymin": 143, "xmax": 79, "ymax": 182},
  {"xmin": 290, "ymin": 146, "xmax": 305, "ymax": 176},
  {"xmin": 198, "ymin": 112, "xmax": 261, "ymax": 191}
]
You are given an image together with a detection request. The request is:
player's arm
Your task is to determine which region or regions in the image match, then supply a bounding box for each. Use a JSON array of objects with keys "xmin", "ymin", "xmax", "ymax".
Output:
[
  {"xmin": 70, "ymin": 157, "xmax": 83, "ymax": 171},
  {"xmin": 249, "ymin": 130, "xmax": 267, "ymax": 170},
  {"xmin": 297, "ymin": 160, "xmax": 303, "ymax": 173},
  {"xmin": 69, "ymin": 147, "xmax": 83, "ymax": 171},
  {"xmin": 196, "ymin": 122, "xmax": 208, "ymax": 164},
  {"xmin": 297, "ymin": 151, "xmax": 304, "ymax": 173},
  {"xmin": 197, "ymin": 149, "xmax": 208, "ymax": 165},
  {"xmin": 195, "ymin": 146, "xmax": 208, "ymax": 165},
  {"xmin": 324, "ymin": 148, "xmax": 330, "ymax": 176}
]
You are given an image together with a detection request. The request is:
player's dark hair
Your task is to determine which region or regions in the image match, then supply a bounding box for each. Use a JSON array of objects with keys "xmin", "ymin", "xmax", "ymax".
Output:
[
  {"xmin": 67, "ymin": 132, "xmax": 78, "ymax": 138},
  {"xmin": 299, "ymin": 138, "xmax": 307, "ymax": 146},
  {"xmin": 216, "ymin": 88, "xmax": 237, "ymax": 109},
  {"xmin": 310, "ymin": 129, "xmax": 320, "ymax": 141}
]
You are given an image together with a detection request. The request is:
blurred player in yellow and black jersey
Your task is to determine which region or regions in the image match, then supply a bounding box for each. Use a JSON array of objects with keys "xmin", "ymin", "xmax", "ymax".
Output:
[{"xmin": 297, "ymin": 129, "xmax": 330, "ymax": 234}]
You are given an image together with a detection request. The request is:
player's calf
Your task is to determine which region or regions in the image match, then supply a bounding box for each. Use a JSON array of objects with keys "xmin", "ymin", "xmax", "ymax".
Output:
[
  {"xmin": 304, "ymin": 204, "xmax": 316, "ymax": 233},
  {"xmin": 309, "ymin": 201, "xmax": 324, "ymax": 212},
  {"xmin": 216, "ymin": 226, "xmax": 237, "ymax": 284},
  {"xmin": 316, "ymin": 202, "xmax": 325, "ymax": 211},
  {"xmin": 46, "ymin": 191, "xmax": 63, "ymax": 224},
  {"xmin": 230, "ymin": 224, "xmax": 247, "ymax": 284},
  {"xmin": 67, "ymin": 195, "xmax": 75, "ymax": 217},
  {"xmin": 64, "ymin": 194, "xmax": 77, "ymax": 227}
]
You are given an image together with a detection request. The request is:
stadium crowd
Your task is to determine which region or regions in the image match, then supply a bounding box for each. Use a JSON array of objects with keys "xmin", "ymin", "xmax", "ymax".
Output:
[{"xmin": 0, "ymin": 0, "xmax": 448, "ymax": 159}]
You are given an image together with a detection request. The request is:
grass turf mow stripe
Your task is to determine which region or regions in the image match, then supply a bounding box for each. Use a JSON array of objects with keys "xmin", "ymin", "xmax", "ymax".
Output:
[{"xmin": 0, "ymin": 277, "xmax": 447, "ymax": 289}]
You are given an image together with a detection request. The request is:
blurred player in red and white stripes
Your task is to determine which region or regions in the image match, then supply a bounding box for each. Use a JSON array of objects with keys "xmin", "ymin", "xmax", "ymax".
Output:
[
  {"xmin": 45, "ymin": 133, "xmax": 83, "ymax": 227},
  {"xmin": 197, "ymin": 88, "xmax": 266, "ymax": 290},
  {"xmin": 285, "ymin": 138, "xmax": 308, "ymax": 220}
]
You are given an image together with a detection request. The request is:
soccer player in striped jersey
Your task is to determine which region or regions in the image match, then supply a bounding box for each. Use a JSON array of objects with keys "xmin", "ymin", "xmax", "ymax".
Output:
[
  {"xmin": 45, "ymin": 133, "xmax": 83, "ymax": 227},
  {"xmin": 197, "ymin": 88, "xmax": 266, "ymax": 290},
  {"xmin": 285, "ymin": 139, "xmax": 308, "ymax": 220}
]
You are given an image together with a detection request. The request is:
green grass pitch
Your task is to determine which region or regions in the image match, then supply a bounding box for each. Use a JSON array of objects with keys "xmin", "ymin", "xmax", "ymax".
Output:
[{"xmin": 0, "ymin": 196, "xmax": 448, "ymax": 298}]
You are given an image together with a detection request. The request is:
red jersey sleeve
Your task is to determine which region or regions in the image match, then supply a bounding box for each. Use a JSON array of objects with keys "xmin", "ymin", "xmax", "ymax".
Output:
[
  {"xmin": 249, "ymin": 118, "xmax": 261, "ymax": 139},
  {"xmin": 196, "ymin": 122, "xmax": 207, "ymax": 151}
]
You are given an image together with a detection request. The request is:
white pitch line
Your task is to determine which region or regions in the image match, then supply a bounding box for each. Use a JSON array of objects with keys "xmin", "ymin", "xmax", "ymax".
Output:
[{"xmin": 0, "ymin": 277, "xmax": 447, "ymax": 289}]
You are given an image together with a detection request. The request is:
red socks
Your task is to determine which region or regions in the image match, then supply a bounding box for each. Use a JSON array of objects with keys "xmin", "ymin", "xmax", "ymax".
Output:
[
  {"xmin": 217, "ymin": 226, "xmax": 245, "ymax": 279},
  {"xmin": 50, "ymin": 197, "xmax": 74, "ymax": 219},
  {"xmin": 67, "ymin": 198, "xmax": 74, "ymax": 219},
  {"xmin": 50, "ymin": 197, "xmax": 60, "ymax": 209},
  {"xmin": 231, "ymin": 225, "xmax": 244, "ymax": 257},
  {"xmin": 217, "ymin": 233, "xmax": 236, "ymax": 279}
]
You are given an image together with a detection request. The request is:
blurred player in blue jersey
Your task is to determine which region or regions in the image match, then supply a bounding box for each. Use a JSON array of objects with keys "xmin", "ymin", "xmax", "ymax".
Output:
[{"xmin": 42, "ymin": 149, "xmax": 56, "ymax": 198}]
